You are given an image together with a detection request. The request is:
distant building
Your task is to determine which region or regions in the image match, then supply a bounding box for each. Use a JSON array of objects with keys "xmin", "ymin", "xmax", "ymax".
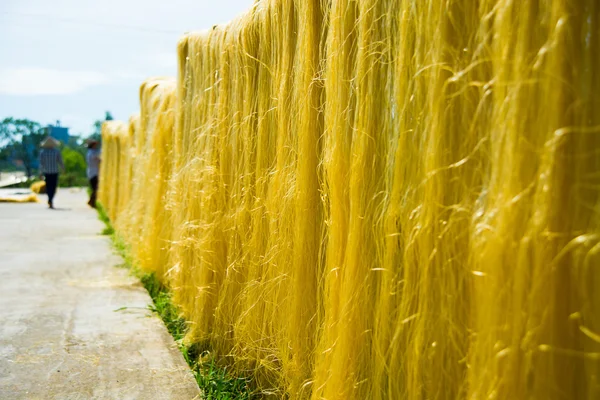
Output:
[{"xmin": 47, "ymin": 120, "xmax": 70, "ymax": 144}]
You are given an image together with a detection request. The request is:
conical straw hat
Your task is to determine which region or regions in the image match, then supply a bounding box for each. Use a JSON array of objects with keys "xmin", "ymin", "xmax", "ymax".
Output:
[{"xmin": 40, "ymin": 136, "xmax": 60, "ymax": 148}]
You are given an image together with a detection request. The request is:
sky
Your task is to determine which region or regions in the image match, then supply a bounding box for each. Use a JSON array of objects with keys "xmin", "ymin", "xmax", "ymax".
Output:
[{"xmin": 0, "ymin": 0, "xmax": 255, "ymax": 136}]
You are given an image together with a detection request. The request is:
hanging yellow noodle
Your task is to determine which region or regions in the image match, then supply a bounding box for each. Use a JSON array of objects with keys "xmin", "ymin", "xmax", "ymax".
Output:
[
  {"xmin": 136, "ymin": 78, "xmax": 177, "ymax": 278},
  {"xmin": 98, "ymin": 1, "xmax": 600, "ymax": 398},
  {"xmin": 99, "ymin": 120, "xmax": 128, "ymax": 222},
  {"xmin": 113, "ymin": 114, "xmax": 139, "ymax": 230}
]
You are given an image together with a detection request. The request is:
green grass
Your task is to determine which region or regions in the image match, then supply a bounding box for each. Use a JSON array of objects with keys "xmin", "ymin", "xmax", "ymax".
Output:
[
  {"xmin": 96, "ymin": 203, "xmax": 255, "ymax": 399},
  {"xmin": 95, "ymin": 204, "xmax": 114, "ymax": 235}
]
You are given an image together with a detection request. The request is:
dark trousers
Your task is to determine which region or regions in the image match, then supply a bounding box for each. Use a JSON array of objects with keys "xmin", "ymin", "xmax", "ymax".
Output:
[
  {"xmin": 45, "ymin": 173, "xmax": 58, "ymax": 204},
  {"xmin": 89, "ymin": 176, "xmax": 98, "ymax": 207}
]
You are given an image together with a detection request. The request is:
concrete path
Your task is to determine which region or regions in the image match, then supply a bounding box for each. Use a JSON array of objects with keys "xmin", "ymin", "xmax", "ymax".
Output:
[{"xmin": 0, "ymin": 188, "xmax": 201, "ymax": 399}]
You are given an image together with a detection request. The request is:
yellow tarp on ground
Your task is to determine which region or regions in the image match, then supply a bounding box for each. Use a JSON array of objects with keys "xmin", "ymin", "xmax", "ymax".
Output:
[{"xmin": 0, "ymin": 193, "xmax": 39, "ymax": 203}]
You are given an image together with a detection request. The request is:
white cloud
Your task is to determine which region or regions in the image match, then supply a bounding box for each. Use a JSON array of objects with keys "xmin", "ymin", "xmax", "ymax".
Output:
[{"xmin": 0, "ymin": 67, "xmax": 109, "ymax": 96}]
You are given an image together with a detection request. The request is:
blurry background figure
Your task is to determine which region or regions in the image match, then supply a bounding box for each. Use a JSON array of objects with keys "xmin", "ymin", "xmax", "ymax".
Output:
[
  {"xmin": 39, "ymin": 136, "xmax": 64, "ymax": 209},
  {"xmin": 86, "ymin": 140, "xmax": 100, "ymax": 208}
]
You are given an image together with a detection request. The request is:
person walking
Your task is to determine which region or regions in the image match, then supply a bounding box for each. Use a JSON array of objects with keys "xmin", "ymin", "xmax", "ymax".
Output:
[
  {"xmin": 39, "ymin": 137, "xmax": 64, "ymax": 209},
  {"xmin": 86, "ymin": 140, "xmax": 101, "ymax": 208}
]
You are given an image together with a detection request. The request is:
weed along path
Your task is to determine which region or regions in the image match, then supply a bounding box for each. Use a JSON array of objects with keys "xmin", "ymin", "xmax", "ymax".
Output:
[{"xmin": 0, "ymin": 189, "xmax": 200, "ymax": 399}]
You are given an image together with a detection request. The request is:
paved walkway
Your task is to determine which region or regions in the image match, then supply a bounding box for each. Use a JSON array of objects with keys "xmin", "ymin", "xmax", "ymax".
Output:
[{"xmin": 0, "ymin": 188, "xmax": 201, "ymax": 399}]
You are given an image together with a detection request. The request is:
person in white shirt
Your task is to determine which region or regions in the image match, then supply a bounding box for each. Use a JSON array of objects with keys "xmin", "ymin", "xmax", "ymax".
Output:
[{"xmin": 86, "ymin": 140, "xmax": 101, "ymax": 208}]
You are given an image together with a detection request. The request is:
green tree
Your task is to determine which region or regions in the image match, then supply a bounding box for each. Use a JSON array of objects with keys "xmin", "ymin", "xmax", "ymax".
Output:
[
  {"xmin": 59, "ymin": 146, "xmax": 89, "ymax": 187},
  {"xmin": 88, "ymin": 111, "xmax": 114, "ymax": 142},
  {"xmin": 67, "ymin": 135, "xmax": 81, "ymax": 148},
  {"xmin": 0, "ymin": 118, "xmax": 46, "ymax": 177},
  {"xmin": 62, "ymin": 147, "xmax": 86, "ymax": 176},
  {"xmin": 64, "ymin": 134, "xmax": 87, "ymax": 158}
]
